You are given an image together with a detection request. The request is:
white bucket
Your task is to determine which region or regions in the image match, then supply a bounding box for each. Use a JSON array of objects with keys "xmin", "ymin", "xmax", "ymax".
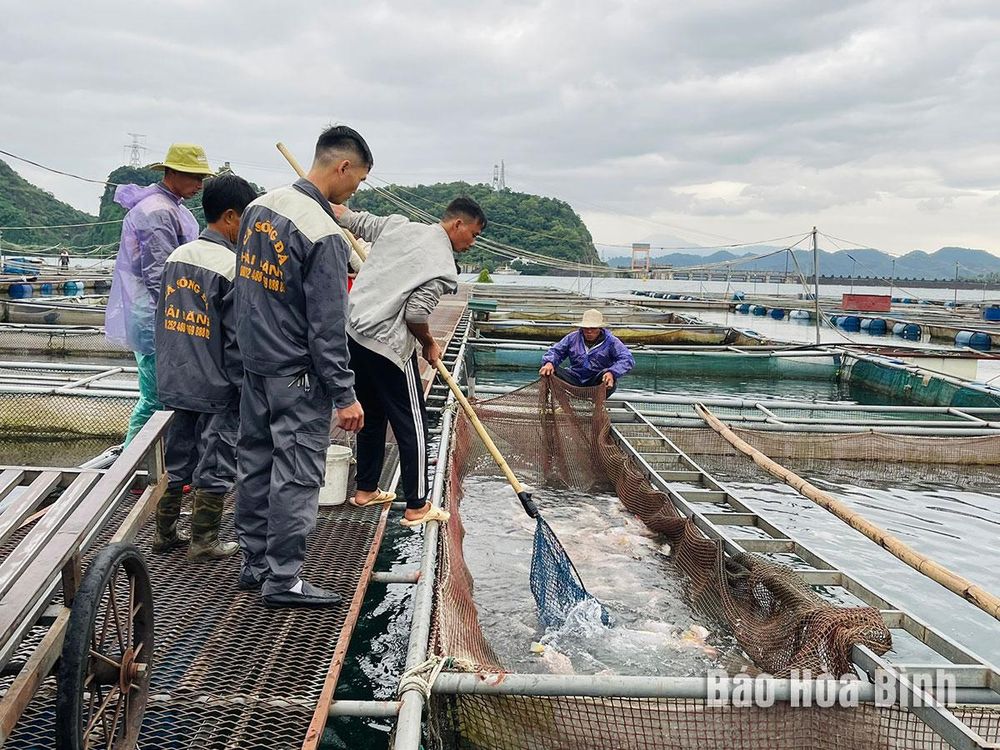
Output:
[{"xmin": 318, "ymin": 444, "xmax": 353, "ymax": 506}]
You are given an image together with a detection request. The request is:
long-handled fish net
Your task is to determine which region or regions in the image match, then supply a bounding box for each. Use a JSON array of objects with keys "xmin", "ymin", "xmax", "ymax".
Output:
[{"xmin": 435, "ymin": 362, "xmax": 609, "ymax": 629}]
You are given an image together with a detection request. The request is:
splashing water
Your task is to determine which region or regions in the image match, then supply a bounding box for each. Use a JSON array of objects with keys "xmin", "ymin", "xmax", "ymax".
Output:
[{"xmin": 460, "ymin": 477, "xmax": 739, "ymax": 675}]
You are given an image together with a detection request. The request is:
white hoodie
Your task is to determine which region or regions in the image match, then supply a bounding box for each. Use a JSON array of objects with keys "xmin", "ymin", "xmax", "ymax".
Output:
[{"xmin": 339, "ymin": 209, "xmax": 458, "ymax": 370}]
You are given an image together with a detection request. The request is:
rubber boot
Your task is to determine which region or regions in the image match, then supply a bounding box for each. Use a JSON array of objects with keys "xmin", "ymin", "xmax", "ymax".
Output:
[
  {"xmin": 188, "ymin": 489, "xmax": 239, "ymax": 560},
  {"xmin": 152, "ymin": 487, "xmax": 189, "ymax": 553}
]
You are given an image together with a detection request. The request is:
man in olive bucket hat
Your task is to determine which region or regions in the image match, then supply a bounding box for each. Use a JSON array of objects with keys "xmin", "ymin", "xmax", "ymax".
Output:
[
  {"xmin": 105, "ymin": 143, "xmax": 215, "ymax": 444},
  {"xmin": 539, "ymin": 308, "xmax": 635, "ymax": 395}
]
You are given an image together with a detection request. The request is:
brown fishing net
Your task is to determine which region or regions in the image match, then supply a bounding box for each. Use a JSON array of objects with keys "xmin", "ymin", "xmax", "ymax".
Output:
[
  {"xmin": 425, "ymin": 378, "xmax": 1000, "ymax": 749},
  {"xmin": 432, "ymin": 377, "xmax": 889, "ymax": 676}
]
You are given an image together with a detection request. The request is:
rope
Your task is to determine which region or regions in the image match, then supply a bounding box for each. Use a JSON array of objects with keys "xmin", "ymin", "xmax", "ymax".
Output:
[
  {"xmin": 396, "ymin": 656, "xmax": 477, "ymax": 700},
  {"xmin": 694, "ymin": 403, "xmax": 1000, "ymax": 622}
]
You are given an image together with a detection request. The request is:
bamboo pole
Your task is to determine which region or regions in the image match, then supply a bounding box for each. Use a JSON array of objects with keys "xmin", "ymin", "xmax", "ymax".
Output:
[
  {"xmin": 434, "ymin": 360, "xmax": 538, "ymax": 517},
  {"xmin": 694, "ymin": 403, "xmax": 1000, "ymax": 622},
  {"xmin": 274, "ymin": 142, "xmax": 369, "ymax": 263}
]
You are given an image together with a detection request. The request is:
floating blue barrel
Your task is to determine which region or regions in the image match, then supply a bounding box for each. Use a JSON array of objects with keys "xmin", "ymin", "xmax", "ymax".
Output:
[
  {"xmin": 789, "ymin": 309, "xmax": 810, "ymax": 320},
  {"xmin": 892, "ymin": 322, "xmax": 906, "ymax": 336},
  {"xmin": 956, "ymin": 331, "xmax": 991, "ymax": 350},
  {"xmin": 860, "ymin": 318, "xmax": 887, "ymax": 335},
  {"xmin": 945, "ymin": 301, "xmax": 958, "ymax": 309},
  {"xmin": 837, "ymin": 315, "xmax": 861, "ymax": 331},
  {"xmin": 93, "ymin": 279, "xmax": 111, "ymax": 293},
  {"xmin": 901, "ymin": 323, "xmax": 921, "ymax": 340},
  {"xmin": 891, "ymin": 297, "xmax": 902, "ymax": 303},
  {"xmin": 8, "ymin": 283, "xmax": 33, "ymax": 299},
  {"xmin": 62, "ymin": 280, "xmax": 83, "ymax": 295},
  {"xmin": 668, "ymin": 294, "xmax": 680, "ymax": 300},
  {"xmin": 736, "ymin": 303, "xmax": 750, "ymax": 314},
  {"xmin": 732, "ymin": 292, "xmax": 745, "ymax": 301},
  {"xmin": 39, "ymin": 282, "xmax": 54, "ymax": 295},
  {"xmin": 769, "ymin": 308, "xmax": 786, "ymax": 320},
  {"xmin": 983, "ymin": 306, "xmax": 1000, "ymax": 322},
  {"xmin": 751, "ymin": 305, "xmax": 767, "ymax": 316}
]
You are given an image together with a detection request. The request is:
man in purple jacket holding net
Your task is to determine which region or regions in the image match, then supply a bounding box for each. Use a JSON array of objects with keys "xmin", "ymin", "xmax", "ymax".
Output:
[{"xmin": 538, "ymin": 308, "xmax": 635, "ymax": 395}]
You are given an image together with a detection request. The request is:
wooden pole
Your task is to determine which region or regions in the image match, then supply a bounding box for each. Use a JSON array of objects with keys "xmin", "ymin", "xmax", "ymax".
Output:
[
  {"xmin": 434, "ymin": 361, "xmax": 538, "ymax": 517},
  {"xmin": 694, "ymin": 403, "xmax": 1000, "ymax": 622},
  {"xmin": 274, "ymin": 142, "xmax": 368, "ymax": 262}
]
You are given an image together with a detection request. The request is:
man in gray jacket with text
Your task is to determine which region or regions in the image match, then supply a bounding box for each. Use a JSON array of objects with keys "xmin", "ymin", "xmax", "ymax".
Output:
[
  {"xmin": 234, "ymin": 126, "xmax": 370, "ymax": 609},
  {"xmin": 334, "ymin": 197, "xmax": 485, "ymax": 526}
]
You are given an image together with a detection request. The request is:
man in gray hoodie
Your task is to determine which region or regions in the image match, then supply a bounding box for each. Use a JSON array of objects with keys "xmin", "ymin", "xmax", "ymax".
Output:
[{"xmin": 334, "ymin": 197, "xmax": 485, "ymax": 526}]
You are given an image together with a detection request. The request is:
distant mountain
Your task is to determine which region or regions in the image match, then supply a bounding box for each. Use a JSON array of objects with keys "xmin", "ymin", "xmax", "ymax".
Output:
[
  {"xmin": 607, "ymin": 245, "xmax": 1000, "ymax": 280},
  {"xmin": 0, "ymin": 159, "xmax": 97, "ymax": 247}
]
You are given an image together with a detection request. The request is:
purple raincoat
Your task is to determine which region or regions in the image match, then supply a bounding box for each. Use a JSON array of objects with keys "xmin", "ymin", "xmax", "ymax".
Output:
[
  {"xmin": 105, "ymin": 183, "xmax": 199, "ymax": 354},
  {"xmin": 541, "ymin": 329, "xmax": 635, "ymax": 384}
]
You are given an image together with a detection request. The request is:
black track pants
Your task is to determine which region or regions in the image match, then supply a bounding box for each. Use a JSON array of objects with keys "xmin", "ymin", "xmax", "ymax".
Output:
[{"xmin": 349, "ymin": 338, "xmax": 428, "ymax": 510}]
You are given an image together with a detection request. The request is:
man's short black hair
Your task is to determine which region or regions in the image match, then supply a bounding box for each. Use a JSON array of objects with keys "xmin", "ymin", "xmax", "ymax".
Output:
[
  {"xmin": 202, "ymin": 174, "xmax": 258, "ymax": 223},
  {"xmin": 315, "ymin": 125, "xmax": 374, "ymax": 169},
  {"xmin": 442, "ymin": 197, "xmax": 487, "ymax": 229}
]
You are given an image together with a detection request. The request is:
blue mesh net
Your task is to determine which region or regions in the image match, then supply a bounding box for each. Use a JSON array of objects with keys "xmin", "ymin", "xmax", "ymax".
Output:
[{"xmin": 529, "ymin": 516, "xmax": 612, "ymax": 629}]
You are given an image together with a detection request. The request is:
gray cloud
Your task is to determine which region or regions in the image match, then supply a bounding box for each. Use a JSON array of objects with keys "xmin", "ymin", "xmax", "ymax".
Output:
[{"xmin": 2, "ymin": 0, "xmax": 999, "ymax": 254}]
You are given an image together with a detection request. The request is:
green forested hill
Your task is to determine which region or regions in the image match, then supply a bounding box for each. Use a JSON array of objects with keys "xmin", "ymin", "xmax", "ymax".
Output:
[
  {"xmin": 85, "ymin": 165, "xmax": 168, "ymax": 246},
  {"xmin": 0, "ymin": 159, "xmax": 97, "ymax": 247},
  {"xmin": 347, "ymin": 181, "xmax": 601, "ymax": 271},
  {"xmin": 87, "ymin": 166, "xmax": 264, "ymax": 246},
  {"xmin": 3, "ymin": 164, "xmax": 593, "ymax": 272}
]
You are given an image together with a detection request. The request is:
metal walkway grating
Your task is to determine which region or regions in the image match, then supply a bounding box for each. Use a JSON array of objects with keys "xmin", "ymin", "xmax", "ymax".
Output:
[{"xmin": 4, "ymin": 447, "xmax": 398, "ymax": 750}]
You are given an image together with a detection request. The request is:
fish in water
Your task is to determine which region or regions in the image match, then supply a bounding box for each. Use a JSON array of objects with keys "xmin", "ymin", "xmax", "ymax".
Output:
[
  {"xmin": 530, "ymin": 642, "xmax": 575, "ymax": 674},
  {"xmin": 678, "ymin": 624, "xmax": 719, "ymax": 658}
]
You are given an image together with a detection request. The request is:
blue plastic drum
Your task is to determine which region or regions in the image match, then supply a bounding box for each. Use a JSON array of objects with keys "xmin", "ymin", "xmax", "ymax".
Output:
[
  {"xmin": 956, "ymin": 331, "xmax": 991, "ymax": 350},
  {"xmin": 8, "ymin": 283, "xmax": 33, "ymax": 299}
]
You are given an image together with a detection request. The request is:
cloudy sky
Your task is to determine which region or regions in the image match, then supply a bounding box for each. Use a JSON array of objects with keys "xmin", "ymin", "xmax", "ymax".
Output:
[{"xmin": 2, "ymin": 0, "xmax": 998, "ymax": 256}]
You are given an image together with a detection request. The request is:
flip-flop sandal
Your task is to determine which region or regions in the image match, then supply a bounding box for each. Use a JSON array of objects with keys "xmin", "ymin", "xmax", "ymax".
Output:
[
  {"xmin": 349, "ymin": 488, "xmax": 396, "ymax": 508},
  {"xmin": 399, "ymin": 505, "xmax": 451, "ymax": 527}
]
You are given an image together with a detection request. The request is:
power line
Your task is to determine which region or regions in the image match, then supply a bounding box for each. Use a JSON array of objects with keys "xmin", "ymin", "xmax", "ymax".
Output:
[
  {"xmin": 0, "ymin": 148, "xmax": 120, "ymax": 186},
  {"xmin": 365, "ymin": 178, "xmax": 601, "ymax": 250},
  {"xmin": 0, "ymin": 218, "xmax": 125, "ymax": 230},
  {"xmin": 593, "ymin": 232, "xmax": 812, "ymax": 252}
]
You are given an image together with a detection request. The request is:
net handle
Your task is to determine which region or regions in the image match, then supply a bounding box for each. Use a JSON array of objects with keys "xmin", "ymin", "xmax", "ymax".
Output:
[{"xmin": 434, "ymin": 360, "xmax": 539, "ymax": 518}]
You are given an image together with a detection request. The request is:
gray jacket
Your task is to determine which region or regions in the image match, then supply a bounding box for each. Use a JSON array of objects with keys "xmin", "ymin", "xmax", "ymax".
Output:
[
  {"xmin": 155, "ymin": 228, "xmax": 240, "ymax": 412},
  {"xmin": 341, "ymin": 210, "xmax": 458, "ymax": 369},
  {"xmin": 235, "ymin": 179, "xmax": 356, "ymax": 407}
]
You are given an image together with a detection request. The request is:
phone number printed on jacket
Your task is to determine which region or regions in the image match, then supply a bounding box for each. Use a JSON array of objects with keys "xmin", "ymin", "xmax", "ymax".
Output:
[
  {"xmin": 240, "ymin": 222, "xmax": 287, "ymax": 294},
  {"xmin": 163, "ymin": 276, "xmax": 212, "ymax": 340}
]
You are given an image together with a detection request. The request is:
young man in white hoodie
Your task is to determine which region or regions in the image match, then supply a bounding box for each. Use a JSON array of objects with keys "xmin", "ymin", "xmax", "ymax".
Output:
[{"xmin": 333, "ymin": 197, "xmax": 485, "ymax": 526}]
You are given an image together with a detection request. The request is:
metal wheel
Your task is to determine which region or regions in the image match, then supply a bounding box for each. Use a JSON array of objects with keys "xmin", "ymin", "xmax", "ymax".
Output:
[{"xmin": 56, "ymin": 542, "xmax": 154, "ymax": 750}]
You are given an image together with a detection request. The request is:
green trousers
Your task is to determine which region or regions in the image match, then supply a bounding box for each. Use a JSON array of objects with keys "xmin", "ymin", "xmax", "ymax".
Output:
[{"xmin": 124, "ymin": 351, "xmax": 161, "ymax": 446}]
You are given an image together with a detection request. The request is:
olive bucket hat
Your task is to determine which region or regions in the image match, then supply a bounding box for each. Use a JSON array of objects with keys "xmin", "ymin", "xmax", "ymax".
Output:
[{"xmin": 149, "ymin": 143, "xmax": 214, "ymax": 175}]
